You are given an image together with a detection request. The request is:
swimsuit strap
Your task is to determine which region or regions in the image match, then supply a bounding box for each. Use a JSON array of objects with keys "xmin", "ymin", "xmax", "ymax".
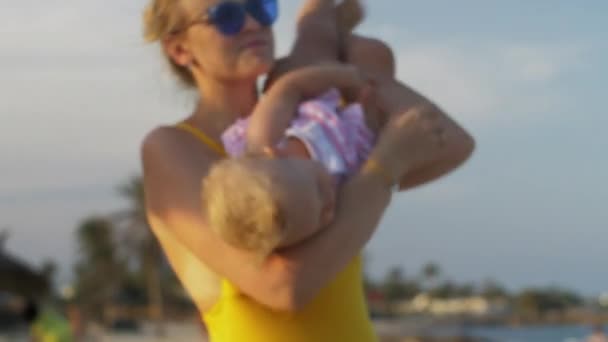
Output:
[{"xmin": 175, "ymin": 122, "xmax": 227, "ymax": 157}]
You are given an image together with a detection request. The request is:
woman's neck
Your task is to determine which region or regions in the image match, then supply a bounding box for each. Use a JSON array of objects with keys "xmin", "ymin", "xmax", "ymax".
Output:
[{"xmin": 189, "ymin": 77, "xmax": 259, "ymax": 138}]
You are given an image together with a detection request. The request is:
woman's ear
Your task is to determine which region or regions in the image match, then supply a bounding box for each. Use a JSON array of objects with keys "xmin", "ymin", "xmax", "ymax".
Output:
[{"xmin": 162, "ymin": 35, "xmax": 194, "ymax": 67}]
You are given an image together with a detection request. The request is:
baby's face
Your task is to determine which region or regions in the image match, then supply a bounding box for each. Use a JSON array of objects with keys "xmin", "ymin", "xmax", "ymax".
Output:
[{"xmin": 269, "ymin": 158, "xmax": 336, "ymax": 245}]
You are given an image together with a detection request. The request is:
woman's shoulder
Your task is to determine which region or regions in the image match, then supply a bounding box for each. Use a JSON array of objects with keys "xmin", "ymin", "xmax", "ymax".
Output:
[
  {"xmin": 141, "ymin": 124, "xmax": 216, "ymax": 167},
  {"xmin": 140, "ymin": 125, "xmax": 220, "ymax": 209},
  {"xmin": 141, "ymin": 126, "xmax": 176, "ymax": 169},
  {"xmin": 141, "ymin": 124, "xmax": 174, "ymax": 151},
  {"xmin": 141, "ymin": 123, "xmax": 219, "ymax": 223},
  {"xmin": 141, "ymin": 124, "xmax": 182, "ymax": 152}
]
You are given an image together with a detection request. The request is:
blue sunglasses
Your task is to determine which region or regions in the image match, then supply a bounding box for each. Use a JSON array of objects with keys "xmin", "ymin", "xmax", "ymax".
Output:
[{"xmin": 179, "ymin": 0, "xmax": 279, "ymax": 36}]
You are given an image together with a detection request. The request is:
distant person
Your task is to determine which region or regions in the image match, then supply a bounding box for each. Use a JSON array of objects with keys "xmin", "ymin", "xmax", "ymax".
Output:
[
  {"xmin": 21, "ymin": 299, "xmax": 72, "ymax": 342},
  {"xmin": 587, "ymin": 325, "xmax": 608, "ymax": 342},
  {"xmin": 66, "ymin": 304, "xmax": 85, "ymax": 341}
]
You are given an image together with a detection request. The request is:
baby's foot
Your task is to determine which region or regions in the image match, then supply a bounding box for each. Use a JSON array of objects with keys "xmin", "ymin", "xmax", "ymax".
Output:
[
  {"xmin": 296, "ymin": 0, "xmax": 336, "ymax": 23},
  {"xmin": 336, "ymin": 0, "xmax": 365, "ymax": 33}
]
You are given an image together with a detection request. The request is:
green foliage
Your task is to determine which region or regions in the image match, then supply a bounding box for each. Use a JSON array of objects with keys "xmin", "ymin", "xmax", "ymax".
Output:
[
  {"xmin": 71, "ymin": 176, "xmax": 191, "ymax": 331},
  {"xmin": 73, "ymin": 217, "xmax": 125, "ymax": 320},
  {"xmin": 480, "ymin": 279, "xmax": 509, "ymax": 300},
  {"xmin": 429, "ymin": 281, "xmax": 476, "ymax": 299},
  {"xmin": 515, "ymin": 287, "xmax": 583, "ymax": 315}
]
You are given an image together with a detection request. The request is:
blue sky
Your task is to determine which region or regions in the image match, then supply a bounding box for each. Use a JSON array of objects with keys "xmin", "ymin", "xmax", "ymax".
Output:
[{"xmin": 1, "ymin": 1, "xmax": 606, "ymax": 295}]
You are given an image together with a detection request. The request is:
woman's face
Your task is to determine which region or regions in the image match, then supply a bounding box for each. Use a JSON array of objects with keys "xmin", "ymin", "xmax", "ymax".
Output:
[{"xmin": 176, "ymin": 0, "xmax": 276, "ymax": 82}]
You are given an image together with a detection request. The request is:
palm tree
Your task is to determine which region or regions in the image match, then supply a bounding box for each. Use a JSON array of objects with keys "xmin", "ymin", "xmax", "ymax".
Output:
[
  {"xmin": 421, "ymin": 262, "xmax": 441, "ymax": 292},
  {"xmin": 112, "ymin": 176, "xmax": 165, "ymax": 335},
  {"xmin": 480, "ymin": 278, "xmax": 509, "ymax": 300},
  {"xmin": 381, "ymin": 266, "xmax": 407, "ymax": 315},
  {"xmin": 40, "ymin": 259, "xmax": 58, "ymax": 297},
  {"xmin": 73, "ymin": 217, "xmax": 124, "ymax": 322},
  {"xmin": 1, "ymin": 231, "xmax": 49, "ymax": 298}
]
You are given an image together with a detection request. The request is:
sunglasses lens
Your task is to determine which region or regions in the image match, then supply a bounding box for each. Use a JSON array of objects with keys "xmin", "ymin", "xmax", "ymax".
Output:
[
  {"xmin": 211, "ymin": 2, "xmax": 246, "ymax": 36},
  {"xmin": 247, "ymin": 0, "xmax": 278, "ymax": 27}
]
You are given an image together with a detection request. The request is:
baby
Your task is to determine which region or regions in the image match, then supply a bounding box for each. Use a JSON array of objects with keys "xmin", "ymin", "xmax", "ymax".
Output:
[
  {"xmin": 203, "ymin": 0, "xmax": 414, "ymax": 260},
  {"xmin": 207, "ymin": 68, "xmax": 372, "ymax": 259}
]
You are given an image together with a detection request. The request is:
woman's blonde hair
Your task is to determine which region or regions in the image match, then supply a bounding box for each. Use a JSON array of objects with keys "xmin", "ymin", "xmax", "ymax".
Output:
[
  {"xmin": 202, "ymin": 158, "xmax": 287, "ymax": 261},
  {"xmin": 143, "ymin": 0, "xmax": 196, "ymax": 87}
]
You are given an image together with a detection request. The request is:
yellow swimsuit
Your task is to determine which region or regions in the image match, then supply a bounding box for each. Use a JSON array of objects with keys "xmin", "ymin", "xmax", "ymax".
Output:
[{"xmin": 169, "ymin": 122, "xmax": 378, "ymax": 342}]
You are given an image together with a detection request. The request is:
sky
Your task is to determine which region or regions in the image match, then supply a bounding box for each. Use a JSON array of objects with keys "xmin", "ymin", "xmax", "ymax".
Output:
[{"xmin": 1, "ymin": 1, "xmax": 607, "ymax": 295}]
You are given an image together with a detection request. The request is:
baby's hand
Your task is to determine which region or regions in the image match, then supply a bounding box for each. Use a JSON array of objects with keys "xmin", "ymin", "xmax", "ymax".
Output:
[{"xmin": 338, "ymin": 65, "xmax": 377, "ymax": 105}]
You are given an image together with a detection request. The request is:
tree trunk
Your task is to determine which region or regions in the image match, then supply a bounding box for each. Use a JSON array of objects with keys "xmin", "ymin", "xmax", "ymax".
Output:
[{"xmin": 146, "ymin": 248, "xmax": 165, "ymax": 337}]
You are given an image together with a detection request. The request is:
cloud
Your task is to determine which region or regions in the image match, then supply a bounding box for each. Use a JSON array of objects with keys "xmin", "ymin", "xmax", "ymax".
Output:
[
  {"xmin": 1, "ymin": 1, "xmax": 588, "ymax": 123},
  {"xmin": 499, "ymin": 42, "xmax": 588, "ymax": 85},
  {"xmin": 0, "ymin": 0, "xmax": 304, "ymax": 193},
  {"xmin": 395, "ymin": 44, "xmax": 500, "ymax": 122},
  {"xmin": 3, "ymin": 1, "xmax": 144, "ymax": 47},
  {"xmin": 361, "ymin": 27, "xmax": 584, "ymax": 126},
  {"xmin": 0, "ymin": 1, "xmax": 189, "ymax": 192},
  {"xmin": 398, "ymin": 42, "xmax": 582, "ymax": 125}
]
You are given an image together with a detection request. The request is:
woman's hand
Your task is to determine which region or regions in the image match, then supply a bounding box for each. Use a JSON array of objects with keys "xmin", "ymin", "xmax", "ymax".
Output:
[
  {"xmin": 369, "ymin": 99, "xmax": 475, "ymax": 190},
  {"xmin": 370, "ymin": 102, "xmax": 446, "ymax": 181}
]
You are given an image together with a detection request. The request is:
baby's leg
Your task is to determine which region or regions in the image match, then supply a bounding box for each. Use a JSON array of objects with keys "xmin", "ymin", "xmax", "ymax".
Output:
[
  {"xmin": 335, "ymin": 0, "xmax": 365, "ymax": 61},
  {"xmin": 343, "ymin": 35, "xmax": 396, "ymax": 80},
  {"xmin": 265, "ymin": 0, "xmax": 339, "ymax": 89},
  {"xmin": 344, "ymin": 36, "xmax": 461, "ymax": 190},
  {"xmin": 342, "ymin": 34, "xmax": 397, "ymax": 132},
  {"xmin": 344, "ymin": 35, "xmax": 443, "ymax": 126},
  {"xmin": 294, "ymin": 0, "xmax": 339, "ymax": 62}
]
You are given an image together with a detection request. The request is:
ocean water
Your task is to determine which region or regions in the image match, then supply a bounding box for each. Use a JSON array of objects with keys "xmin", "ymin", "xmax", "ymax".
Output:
[{"xmin": 467, "ymin": 325, "xmax": 604, "ymax": 342}]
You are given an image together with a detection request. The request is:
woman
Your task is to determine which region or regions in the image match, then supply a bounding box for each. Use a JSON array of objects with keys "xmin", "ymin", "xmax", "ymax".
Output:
[{"xmin": 140, "ymin": 0, "xmax": 474, "ymax": 341}]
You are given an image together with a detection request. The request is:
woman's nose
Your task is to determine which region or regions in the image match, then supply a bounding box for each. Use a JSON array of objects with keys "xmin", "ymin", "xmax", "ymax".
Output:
[{"xmin": 242, "ymin": 13, "xmax": 264, "ymax": 32}]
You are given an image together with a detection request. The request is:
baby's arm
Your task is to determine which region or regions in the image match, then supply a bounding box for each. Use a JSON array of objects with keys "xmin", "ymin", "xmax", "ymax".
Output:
[{"xmin": 248, "ymin": 64, "xmax": 367, "ymax": 152}]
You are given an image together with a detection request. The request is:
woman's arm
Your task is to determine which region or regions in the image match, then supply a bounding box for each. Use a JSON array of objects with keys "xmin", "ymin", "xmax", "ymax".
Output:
[
  {"xmin": 142, "ymin": 126, "xmax": 392, "ymax": 312},
  {"xmin": 143, "ymin": 95, "xmax": 456, "ymax": 311},
  {"xmin": 373, "ymin": 79, "xmax": 476, "ymax": 191},
  {"xmin": 247, "ymin": 64, "xmax": 366, "ymax": 151},
  {"xmin": 398, "ymin": 116, "xmax": 475, "ymax": 190}
]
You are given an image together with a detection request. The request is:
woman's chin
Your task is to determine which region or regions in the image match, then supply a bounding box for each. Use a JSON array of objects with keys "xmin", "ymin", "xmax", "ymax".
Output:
[{"xmin": 239, "ymin": 58, "xmax": 274, "ymax": 79}]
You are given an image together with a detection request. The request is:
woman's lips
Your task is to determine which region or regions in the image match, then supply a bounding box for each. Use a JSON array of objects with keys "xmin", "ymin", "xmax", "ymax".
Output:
[{"xmin": 243, "ymin": 38, "xmax": 268, "ymax": 49}]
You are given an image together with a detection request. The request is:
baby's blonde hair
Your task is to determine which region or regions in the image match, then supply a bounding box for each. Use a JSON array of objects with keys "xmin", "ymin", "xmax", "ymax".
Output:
[
  {"xmin": 203, "ymin": 158, "xmax": 287, "ymax": 260},
  {"xmin": 142, "ymin": 0, "xmax": 195, "ymax": 87}
]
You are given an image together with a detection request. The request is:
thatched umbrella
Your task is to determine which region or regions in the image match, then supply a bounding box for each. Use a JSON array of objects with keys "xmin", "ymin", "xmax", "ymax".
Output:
[{"xmin": 0, "ymin": 249, "xmax": 48, "ymax": 298}]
